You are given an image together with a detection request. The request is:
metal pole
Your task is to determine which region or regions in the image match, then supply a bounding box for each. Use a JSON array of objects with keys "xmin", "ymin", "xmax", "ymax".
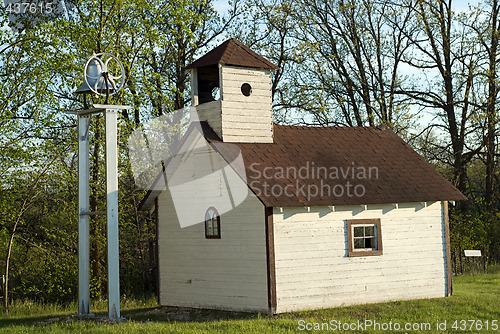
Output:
[
  {"xmin": 78, "ymin": 115, "xmax": 90, "ymax": 315},
  {"xmin": 105, "ymin": 109, "xmax": 120, "ymax": 320}
]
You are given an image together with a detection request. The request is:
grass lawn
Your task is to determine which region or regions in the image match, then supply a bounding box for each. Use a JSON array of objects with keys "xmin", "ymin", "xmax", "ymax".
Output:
[{"xmin": 1, "ymin": 267, "xmax": 499, "ymax": 333}]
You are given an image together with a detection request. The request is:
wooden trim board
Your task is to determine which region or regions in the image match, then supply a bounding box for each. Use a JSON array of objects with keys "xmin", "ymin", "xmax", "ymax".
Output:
[
  {"xmin": 444, "ymin": 201, "xmax": 453, "ymax": 296},
  {"xmin": 265, "ymin": 206, "xmax": 277, "ymax": 314},
  {"xmin": 154, "ymin": 196, "xmax": 160, "ymax": 305}
]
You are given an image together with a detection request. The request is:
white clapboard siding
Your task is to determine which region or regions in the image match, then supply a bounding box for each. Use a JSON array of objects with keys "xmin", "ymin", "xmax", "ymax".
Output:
[
  {"xmin": 157, "ymin": 129, "xmax": 268, "ymax": 312},
  {"xmin": 193, "ymin": 101, "xmax": 223, "ymax": 138},
  {"xmin": 222, "ymin": 79, "xmax": 272, "ymax": 90},
  {"xmin": 278, "ymin": 276, "xmax": 446, "ymax": 298},
  {"xmin": 222, "ymin": 128, "xmax": 271, "ymax": 137},
  {"xmin": 162, "ymin": 292, "xmax": 267, "ymax": 310},
  {"xmin": 219, "ymin": 65, "xmax": 273, "ymax": 143},
  {"xmin": 222, "ymin": 123, "xmax": 271, "ymax": 132},
  {"xmin": 220, "ymin": 107, "xmax": 271, "ymax": 117},
  {"xmin": 222, "ymin": 66, "xmax": 273, "ymax": 76},
  {"xmin": 189, "ymin": 65, "xmax": 274, "ymax": 143},
  {"xmin": 221, "ymin": 101, "xmax": 272, "ymax": 110},
  {"xmin": 277, "ymin": 265, "xmax": 446, "ymax": 283},
  {"xmin": 162, "ymin": 265, "xmax": 267, "ymax": 277},
  {"xmin": 222, "ymin": 135, "xmax": 273, "ymax": 143},
  {"xmin": 222, "ymin": 115, "xmax": 272, "ymax": 124},
  {"xmin": 223, "ymin": 86, "xmax": 270, "ymax": 97},
  {"xmin": 273, "ymin": 201, "xmax": 448, "ymax": 313}
]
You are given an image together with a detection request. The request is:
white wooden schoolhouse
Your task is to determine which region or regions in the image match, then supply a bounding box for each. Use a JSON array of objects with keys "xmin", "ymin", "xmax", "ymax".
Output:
[{"xmin": 140, "ymin": 39, "xmax": 466, "ymax": 314}]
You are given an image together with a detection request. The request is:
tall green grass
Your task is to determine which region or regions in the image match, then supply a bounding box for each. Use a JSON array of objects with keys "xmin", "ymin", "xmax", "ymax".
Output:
[{"xmin": 1, "ymin": 268, "xmax": 499, "ymax": 333}]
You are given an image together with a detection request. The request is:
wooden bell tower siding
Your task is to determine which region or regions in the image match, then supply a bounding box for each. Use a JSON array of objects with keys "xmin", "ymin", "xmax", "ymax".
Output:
[
  {"xmin": 141, "ymin": 39, "xmax": 466, "ymax": 314},
  {"xmin": 187, "ymin": 38, "xmax": 278, "ymax": 143}
]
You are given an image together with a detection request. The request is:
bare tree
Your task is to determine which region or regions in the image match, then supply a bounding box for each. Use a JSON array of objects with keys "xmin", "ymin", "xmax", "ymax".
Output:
[
  {"xmin": 397, "ymin": 0, "xmax": 484, "ymax": 208},
  {"xmin": 474, "ymin": 0, "xmax": 500, "ymax": 210},
  {"xmin": 265, "ymin": 0, "xmax": 414, "ymax": 128}
]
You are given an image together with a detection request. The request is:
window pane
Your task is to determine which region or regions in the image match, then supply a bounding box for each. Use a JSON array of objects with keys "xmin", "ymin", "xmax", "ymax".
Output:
[
  {"xmin": 365, "ymin": 226, "xmax": 375, "ymax": 237},
  {"xmin": 354, "ymin": 226, "xmax": 364, "ymax": 237},
  {"xmin": 207, "ymin": 222, "xmax": 213, "ymax": 235},
  {"xmin": 354, "ymin": 238, "xmax": 364, "ymax": 249},
  {"xmin": 366, "ymin": 237, "xmax": 376, "ymax": 249},
  {"xmin": 213, "ymin": 219, "xmax": 218, "ymax": 235}
]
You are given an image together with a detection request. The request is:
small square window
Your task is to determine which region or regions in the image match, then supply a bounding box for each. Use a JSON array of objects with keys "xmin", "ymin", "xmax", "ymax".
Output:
[
  {"xmin": 205, "ymin": 207, "xmax": 220, "ymax": 239},
  {"xmin": 347, "ymin": 219, "xmax": 382, "ymax": 257}
]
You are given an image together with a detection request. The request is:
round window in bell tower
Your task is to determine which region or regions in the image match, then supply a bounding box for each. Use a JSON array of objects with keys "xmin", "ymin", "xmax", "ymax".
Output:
[
  {"xmin": 212, "ymin": 86, "xmax": 220, "ymax": 100},
  {"xmin": 241, "ymin": 83, "xmax": 252, "ymax": 97}
]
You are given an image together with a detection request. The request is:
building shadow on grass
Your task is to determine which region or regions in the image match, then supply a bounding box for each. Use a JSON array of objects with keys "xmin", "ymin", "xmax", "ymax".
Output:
[
  {"xmin": 0, "ymin": 314, "xmax": 75, "ymax": 328},
  {"xmin": 0, "ymin": 306, "xmax": 262, "ymax": 327},
  {"xmin": 122, "ymin": 306, "xmax": 261, "ymax": 323}
]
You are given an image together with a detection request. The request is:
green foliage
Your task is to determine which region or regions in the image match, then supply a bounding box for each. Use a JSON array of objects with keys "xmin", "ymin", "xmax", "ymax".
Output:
[
  {"xmin": 0, "ymin": 139, "xmax": 78, "ymax": 303},
  {"xmin": 0, "ymin": 0, "xmax": 229, "ymax": 307},
  {"xmin": 450, "ymin": 207, "xmax": 500, "ymax": 274}
]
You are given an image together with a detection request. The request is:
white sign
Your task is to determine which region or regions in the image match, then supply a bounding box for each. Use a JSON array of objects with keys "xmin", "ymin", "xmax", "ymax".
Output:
[{"xmin": 464, "ymin": 250, "xmax": 482, "ymax": 257}]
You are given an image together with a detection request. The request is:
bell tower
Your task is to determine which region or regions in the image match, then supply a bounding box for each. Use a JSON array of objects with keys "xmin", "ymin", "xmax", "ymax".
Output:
[{"xmin": 187, "ymin": 39, "xmax": 278, "ymax": 143}]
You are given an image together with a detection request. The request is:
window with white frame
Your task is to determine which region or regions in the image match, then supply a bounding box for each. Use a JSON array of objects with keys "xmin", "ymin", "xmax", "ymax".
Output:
[
  {"xmin": 204, "ymin": 207, "xmax": 220, "ymax": 239},
  {"xmin": 347, "ymin": 219, "xmax": 382, "ymax": 256}
]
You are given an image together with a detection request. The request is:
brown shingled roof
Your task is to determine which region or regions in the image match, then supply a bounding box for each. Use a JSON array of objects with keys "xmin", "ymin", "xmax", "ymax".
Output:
[
  {"xmin": 186, "ymin": 38, "xmax": 279, "ymax": 70},
  {"xmin": 206, "ymin": 124, "xmax": 466, "ymax": 207}
]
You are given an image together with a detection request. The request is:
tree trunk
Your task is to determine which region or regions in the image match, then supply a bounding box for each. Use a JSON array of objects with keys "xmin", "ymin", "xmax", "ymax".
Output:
[
  {"xmin": 486, "ymin": 0, "xmax": 499, "ymax": 211},
  {"xmin": 4, "ymin": 216, "xmax": 20, "ymax": 313}
]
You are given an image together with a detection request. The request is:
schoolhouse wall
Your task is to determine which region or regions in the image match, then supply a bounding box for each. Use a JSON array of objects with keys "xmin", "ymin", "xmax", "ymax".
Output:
[
  {"xmin": 272, "ymin": 201, "xmax": 448, "ymax": 313},
  {"xmin": 157, "ymin": 130, "xmax": 269, "ymax": 312}
]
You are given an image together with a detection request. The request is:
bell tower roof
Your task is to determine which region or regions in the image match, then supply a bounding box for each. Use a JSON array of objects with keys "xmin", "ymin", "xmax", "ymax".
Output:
[{"xmin": 186, "ymin": 38, "xmax": 278, "ymax": 70}]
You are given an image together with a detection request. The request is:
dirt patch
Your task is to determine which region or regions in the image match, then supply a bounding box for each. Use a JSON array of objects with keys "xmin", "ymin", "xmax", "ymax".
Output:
[
  {"xmin": 127, "ymin": 306, "xmax": 259, "ymax": 322},
  {"xmin": 34, "ymin": 313, "xmax": 126, "ymax": 325},
  {"xmin": 33, "ymin": 306, "xmax": 259, "ymax": 325}
]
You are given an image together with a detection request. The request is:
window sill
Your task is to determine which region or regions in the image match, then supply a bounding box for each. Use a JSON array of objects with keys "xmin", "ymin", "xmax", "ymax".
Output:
[{"xmin": 349, "ymin": 250, "xmax": 383, "ymax": 257}]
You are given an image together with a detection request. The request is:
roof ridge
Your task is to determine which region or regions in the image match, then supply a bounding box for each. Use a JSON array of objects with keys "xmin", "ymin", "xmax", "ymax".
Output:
[
  {"xmin": 218, "ymin": 39, "xmax": 233, "ymax": 61},
  {"xmin": 186, "ymin": 38, "xmax": 278, "ymax": 70},
  {"xmin": 223, "ymin": 38, "xmax": 238, "ymax": 63}
]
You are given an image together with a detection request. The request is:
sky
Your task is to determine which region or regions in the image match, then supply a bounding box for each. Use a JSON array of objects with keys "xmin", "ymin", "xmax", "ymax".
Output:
[
  {"xmin": 211, "ymin": 0, "xmax": 482, "ymax": 30},
  {"xmin": 213, "ymin": 0, "xmax": 481, "ymax": 15},
  {"xmin": 212, "ymin": 0, "xmax": 232, "ymax": 14}
]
